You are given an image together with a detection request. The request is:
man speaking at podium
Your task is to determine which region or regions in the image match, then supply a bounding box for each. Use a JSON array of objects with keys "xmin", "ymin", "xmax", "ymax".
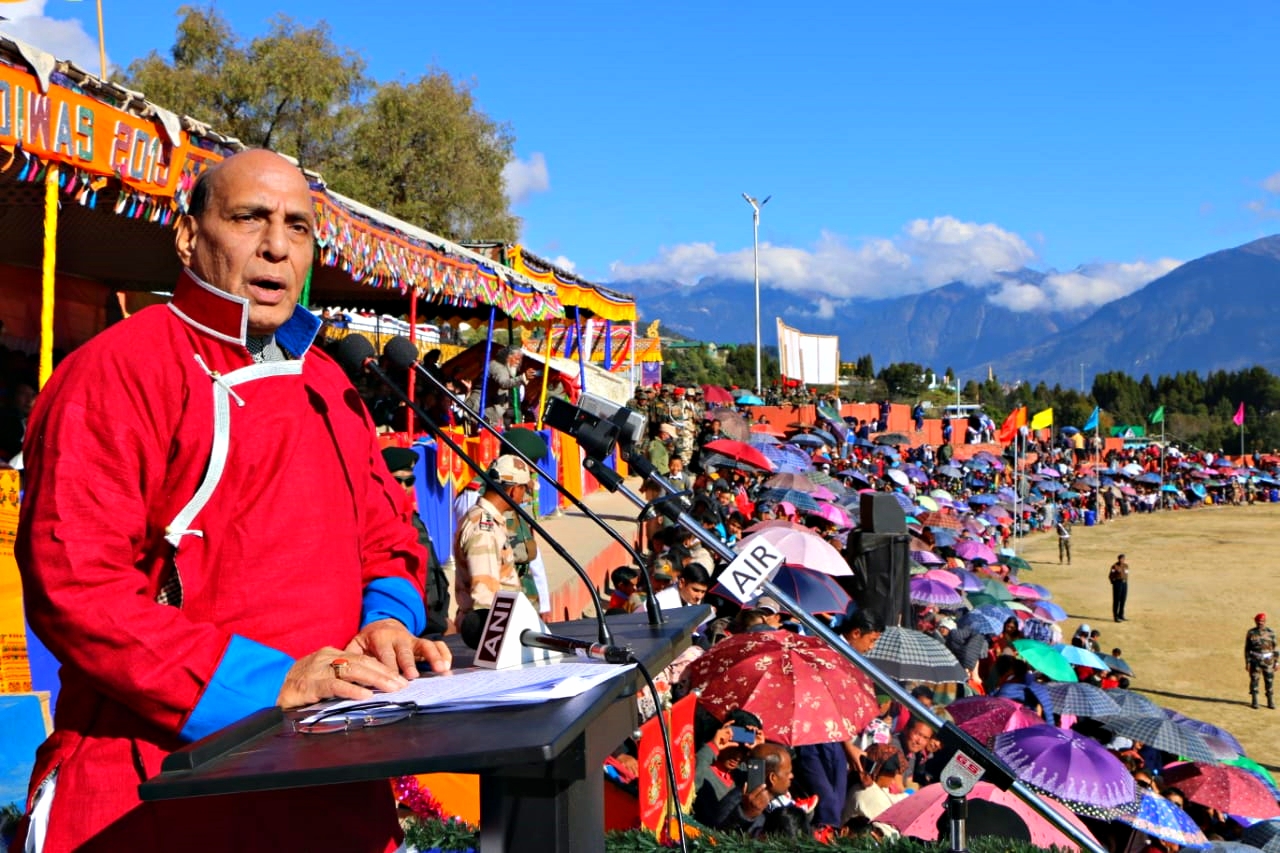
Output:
[{"xmin": 15, "ymin": 150, "xmax": 450, "ymax": 853}]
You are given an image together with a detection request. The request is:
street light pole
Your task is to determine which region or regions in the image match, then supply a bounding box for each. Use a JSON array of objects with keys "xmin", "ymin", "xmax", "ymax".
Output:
[{"xmin": 742, "ymin": 192, "xmax": 770, "ymax": 396}]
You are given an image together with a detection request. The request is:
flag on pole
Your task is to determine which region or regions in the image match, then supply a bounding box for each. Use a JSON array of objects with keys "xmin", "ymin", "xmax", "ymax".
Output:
[
  {"xmin": 1082, "ymin": 407, "xmax": 1099, "ymax": 432},
  {"xmin": 1149, "ymin": 406, "xmax": 1165, "ymax": 424},
  {"xmin": 1029, "ymin": 407, "xmax": 1053, "ymax": 431},
  {"xmin": 997, "ymin": 406, "xmax": 1027, "ymax": 444},
  {"xmin": 1233, "ymin": 402, "xmax": 1245, "ymax": 426}
]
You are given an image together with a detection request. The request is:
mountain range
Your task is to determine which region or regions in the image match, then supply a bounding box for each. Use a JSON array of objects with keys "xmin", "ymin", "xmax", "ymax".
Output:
[{"xmin": 614, "ymin": 234, "xmax": 1280, "ymax": 387}]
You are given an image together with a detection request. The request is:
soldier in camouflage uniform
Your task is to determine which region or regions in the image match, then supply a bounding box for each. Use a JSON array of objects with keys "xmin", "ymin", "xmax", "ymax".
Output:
[
  {"xmin": 1245, "ymin": 612, "xmax": 1276, "ymax": 709},
  {"xmin": 453, "ymin": 455, "xmax": 533, "ymax": 637},
  {"xmin": 671, "ymin": 387, "xmax": 700, "ymax": 466},
  {"xmin": 648, "ymin": 387, "xmax": 673, "ymax": 435},
  {"xmin": 505, "ymin": 502, "xmax": 541, "ymax": 612}
]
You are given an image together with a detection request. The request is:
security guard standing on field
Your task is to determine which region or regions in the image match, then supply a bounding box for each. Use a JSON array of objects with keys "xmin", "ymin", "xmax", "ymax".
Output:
[
  {"xmin": 1246, "ymin": 612, "xmax": 1276, "ymax": 709},
  {"xmin": 454, "ymin": 455, "xmax": 533, "ymax": 637}
]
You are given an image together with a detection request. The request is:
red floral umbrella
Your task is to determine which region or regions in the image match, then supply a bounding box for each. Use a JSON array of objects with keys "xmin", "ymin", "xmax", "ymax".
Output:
[
  {"xmin": 703, "ymin": 439, "xmax": 776, "ymax": 472},
  {"xmin": 947, "ymin": 696, "xmax": 1045, "ymax": 747},
  {"xmin": 1160, "ymin": 762, "xmax": 1280, "ymax": 819},
  {"xmin": 683, "ymin": 630, "xmax": 878, "ymax": 746}
]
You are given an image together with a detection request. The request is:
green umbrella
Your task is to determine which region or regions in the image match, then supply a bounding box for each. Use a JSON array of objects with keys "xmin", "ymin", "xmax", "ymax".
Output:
[
  {"xmin": 1000, "ymin": 554, "xmax": 1033, "ymax": 572},
  {"xmin": 1225, "ymin": 754, "xmax": 1279, "ymax": 789},
  {"xmin": 1012, "ymin": 638, "xmax": 1079, "ymax": 682},
  {"xmin": 503, "ymin": 427, "xmax": 548, "ymax": 461},
  {"xmin": 966, "ymin": 592, "xmax": 1004, "ymax": 609},
  {"xmin": 981, "ymin": 578, "xmax": 1014, "ymax": 601}
]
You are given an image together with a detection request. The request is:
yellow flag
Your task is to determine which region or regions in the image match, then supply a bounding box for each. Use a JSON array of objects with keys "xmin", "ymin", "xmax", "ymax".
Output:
[{"xmin": 1030, "ymin": 408, "xmax": 1054, "ymax": 430}]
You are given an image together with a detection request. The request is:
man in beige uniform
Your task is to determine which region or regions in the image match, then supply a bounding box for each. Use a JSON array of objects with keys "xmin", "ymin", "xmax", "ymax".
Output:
[{"xmin": 454, "ymin": 455, "xmax": 532, "ymax": 636}]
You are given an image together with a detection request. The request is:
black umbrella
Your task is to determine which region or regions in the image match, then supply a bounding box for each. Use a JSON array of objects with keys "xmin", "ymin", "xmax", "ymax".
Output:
[
  {"xmin": 866, "ymin": 626, "xmax": 968, "ymax": 683},
  {"xmin": 876, "ymin": 432, "xmax": 911, "ymax": 445},
  {"xmin": 1105, "ymin": 688, "xmax": 1162, "ymax": 716},
  {"xmin": 1093, "ymin": 714, "xmax": 1220, "ymax": 762},
  {"xmin": 1242, "ymin": 818, "xmax": 1280, "ymax": 853}
]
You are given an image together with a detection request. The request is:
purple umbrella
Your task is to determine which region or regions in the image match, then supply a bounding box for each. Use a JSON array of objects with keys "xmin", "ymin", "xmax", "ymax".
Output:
[
  {"xmin": 948, "ymin": 568, "xmax": 986, "ymax": 592},
  {"xmin": 956, "ymin": 540, "xmax": 999, "ymax": 564},
  {"xmin": 994, "ymin": 724, "xmax": 1136, "ymax": 808},
  {"xmin": 910, "ymin": 577, "xmax": 964, "ymax": 607},
  {"xmin": 911, "ymin": 549, "xmax": 945, "ymax": 566}
]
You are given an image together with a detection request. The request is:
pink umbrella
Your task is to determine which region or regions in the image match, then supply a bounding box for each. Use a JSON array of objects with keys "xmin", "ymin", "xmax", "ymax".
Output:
[
  {"xmin": 948, "ymin": 697, "xmax": 1045, "ymax": 746},
  {"xmin": 1007, "ymin": 583, "xmax": 1043, "ymax": 601},
  {"xmin": 876, "ymin": 781, "xmax": 1098, "ymax": 851},
  {"xmin": 955, "ymin": 540, "xmax": 999, "ymax": 564},
  {"xmin": 811, "ymin": 502, "xmax": 852, "ymax": 529},
  {"xmin": 922, "ymin": 568, "xmax": 962, "ymax": 587},
  {"xmin": 700, "ymin": 385, "xmax": 735, "ymax": 405},
  {"xmin": 733, "ymin": 526, "xmax": 851, "ymax": 576},
  {"xmin": 810, "ymin": 485, "xmax": 838, "ymax": 502}
]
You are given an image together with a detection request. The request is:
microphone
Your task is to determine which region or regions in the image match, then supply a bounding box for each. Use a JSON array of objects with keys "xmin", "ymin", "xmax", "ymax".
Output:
[
  {"xmin": 519, "ymin": 630, "xmax": 634, "ymax": 664},
  {"xmin": 334, "ymin": 334, "xmax": 616, "ymax": 647},
  {"xmin": 383, "ymin": 335, "xmax": 664, "ymax": 627}
]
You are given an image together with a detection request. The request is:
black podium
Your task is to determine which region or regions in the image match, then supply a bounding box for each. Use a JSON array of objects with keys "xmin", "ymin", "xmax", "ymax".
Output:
[{"xmin": 139, "ymin": 608, "xmax": 703, "ymax": 853}]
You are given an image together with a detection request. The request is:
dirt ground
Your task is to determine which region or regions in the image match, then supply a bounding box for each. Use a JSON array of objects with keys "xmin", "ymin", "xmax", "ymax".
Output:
[{"xmin": 1013, "ymin": 503, "xmax": 1279, "ymax": 774}]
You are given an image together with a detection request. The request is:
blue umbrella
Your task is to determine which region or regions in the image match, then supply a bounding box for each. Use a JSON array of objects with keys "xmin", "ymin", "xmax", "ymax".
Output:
[
  {"xmin": 937, "ymin": 464, "xmax": 964, "ymax": 478},
  {"xmin": 748, "ymin": 565, "xmax": 851, "ymax": 615},
  {"xmin": 758, "ymin": 488, "xmax": 821, "ymax": 513},
  {"xmin": 1137, "ymin": 472, "xmax": 1163, "ymax": 484},
  {"xmin": 890, "ymin": 492, "xmax": 916, "ymax": 513},
  {"xmin": 737, "ymin": 394, "xmax": 765, "ymax": 405},
  {"xmin": 1054, "ymin": 644, "xmax": 1110, "ymax": 670},
  {"xmin": 874, "ymin": 445, "xmax": 901, "ymax": 458},
  {"xmin": 852, "ymin": 437, "xmax": 876, "ymax": 450},
  {"xmin": 930, "ymin": 528, "xmax": 959, "ymax": 547},
  {"xmin": 1160, "ymin": 484, "xmax": 1181, "ymax": 493},
  {"xmin": 787, "ymin": 433, "xmax": 827, "ymax": 449},
  {"xmin": 961, "ymin": 605, "xmax": 1014, "ymax": 635},
  {"xmin": 969, "ymin": 494, "xmax": 999, "ymax": 505},
  {"xmin": 1034, "ymin": 601, "xmax": 1069, "ymax": 622},
  {"xmin": 755, "ymin": 444, "xmax": 812, "ymax": 473},
  {"xmin": 750, "ymin": 433, "xmax": 781, "ymax": 446},
  {"xmin": 949, "ymin": 568, "xmax": 986, "ymax": 592},
  {"xmin": 1039, "ymin": 481, "xmax": 1065, "ymax": 493},
  {"xmin": 1118, "ymin": 791, "xmax": 1208, "ymax": 848}
]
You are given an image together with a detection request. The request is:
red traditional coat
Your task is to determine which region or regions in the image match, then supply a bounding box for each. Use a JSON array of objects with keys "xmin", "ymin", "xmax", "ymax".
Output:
[{"xmin": 17, "ymin": 271, "xmax": 427, "ymax": 852}]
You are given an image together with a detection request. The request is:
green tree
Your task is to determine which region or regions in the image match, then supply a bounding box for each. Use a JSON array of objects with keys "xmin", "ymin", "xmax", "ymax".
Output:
[
  {"xmin": 126, "ymin": 7, "xmax": 367, "ymax": 169},
  {"xmin": 877, "ymin": 363, "xmax": 927, "ymax": 401},
  {"xmin": 128, "ymin": 7, "xmax": 519, "ymax": 242}
]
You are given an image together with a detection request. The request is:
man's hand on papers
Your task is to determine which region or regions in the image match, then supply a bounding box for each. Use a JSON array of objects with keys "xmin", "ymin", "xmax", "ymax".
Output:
[
  {"xmin": 277, "ymin": 647, "xmax": 408, "ymax": 708},
  {"xmin": 347, "ymin": 618, "xmax": 452, "ymax": 678}
]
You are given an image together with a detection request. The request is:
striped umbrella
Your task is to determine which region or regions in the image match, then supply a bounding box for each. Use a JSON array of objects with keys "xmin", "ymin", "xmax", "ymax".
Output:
[
  {"xmin": 758, "ymin": 488, "xmax": 820, "ymax": 513},
  {"xmin": 1093, "ymin": 715, "xmax": 1221, "ymax": 763},
  {"xmin": 1043, "ymin": 682, "xmax": 1122, "ymax": 716},
  {"xmin": 865, "ymin": 626, "xmax": 968, "ymax": 683},
  {"xmin": 1164, "ymin": 711, "xmax": 1245, "ymax": 756},
  {"xmin": 1241, "ymin": 818, "xmax": 1280, "ymax": 853},
  {"xmin": 962, "ymin": 605, "xmax": 1015, "ymax": 635},
  {"xmin": 1105, "ymin": 688, "xmax": 1162, "ymax": 716}
]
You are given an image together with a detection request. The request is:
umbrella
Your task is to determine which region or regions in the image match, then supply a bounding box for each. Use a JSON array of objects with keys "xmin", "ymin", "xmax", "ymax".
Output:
[
  {"xmin": 919, "ymin": 510, "xmax": 962, "ymax": 530},
  {"xmin": 994, "ymin": 724, "xmax": 1135, "ymax": 808},
  {"xmin": 733, "ymin": 526, "xmax": 852, "ymax": 576},
  {"xmin": 1160, "ymin": 763, "xmax": 1280, "ymax": 819},
  {"xmin": 1242, "ymin": 818, "xmax": 1280, "ymax": 853},
  {"xmin": 1021, "ymin": 583, "xmax": 1052, "ymax": 599},
  {"xmin": 911, "ymin": 549, "xmax": 945, "ymax": 566},
  {"xmin": 948, "ymin": 568, "xmax": 986, "ymax": 592},
  {"xmin": 865, "ymin": 626, "xmax": 969, "ymax": 683},
  {"xmin": 1043, "ymin": 681, "xmax": 1121, "ymax": 715},
  {"xmin": 1164, "ymin": 712, "xmax": 1246, "ymax": 756},
  {"xmin": 979, "ymin": 577, "xmax": 1014, "ymax": 600},
  {"xmin": 937, "ymin": 464, "xmax": 965, "ymax": 479},
  {"xmin": 1000, "ymin": 553, "xmax": 1033, "ymax": 572},
  {"xmin": 876, "ymin": 432, "xmax": 911, "ymax": 445},
  {"xmin": 948, "ymin": 696, "xmax": 1046, "ymax": 746},
  {"xmin": 787, "ymin": 433, "xmax": 827, "ymax": 450},
  {"xmin": 1012, "ymin": 639, "xmax": 1079, "ymax": 683},
  {"xmin": 763, "ymin": 472, "xmax": 817, "ymax": 492},
  {"xmin": 910, "ymin": 577, "xmax": 964, "ymax": 607},
  {"xmin": 922, "ymin": 568, "xmax": 961, "ymax": 587},
  {"xmin": 811, "ymin": 502, "xmax": 852, "ymax": 529},
  {"xmin": 701, "ymin": 385, "xmax": 735, "ymax": 406},
  {"xmin": 887, "ymin": 468, "xmax": 911, "ymax": 487},
  {"xmin": 962, "ymin": 605, "xmax": 1015, "ymax": 635},
  {"xmin": 736, "ymin": 394, "xmax": 765, "ymax": 406},
  {"xmin": 1225, "ymin": 755, "xmax": 1280, "ymax": 799},
  {"xmin": 684, "ymin": 630, "xmax": 879, "ymax": 746},
  {"xmin": 755, "ymin": 444, "xmax": 813, "ymax": 473},
  {"xmin": 957, "ymin": 541, "xmax": 1000, "ymax": 565},
  {"xmin": 700, "ymin": 451, "xmax": 768, "ymax": 475},
  {"xmin": 1093, "ymin": 715, "xmax": 1221, "ymax": 763},
  {"xmin": 915, "ymin": 495, "xmax": 939, "ymax": 512},
  {"xmin": 748, "ymin": 432, "xmax": 780, "ymax": 446},
  {"xmin": 1097, "ymin": 653, "xmax": 1134, "ymax": 677},
  {"xmin": 875, "ymin": 781, "xmax": 1099, "ymax": 851},
  {"xmin": 810, "ymin": 485, "xmax": 839, "ymax": 501},
  {"xmin": 703, "ymin": 438, "xmax": 776, "ymax": 472},
  {"xmin": 1116, "ymin": 791, "xmax": 1209, "ymax": 848},
  {"xmin": 969, "ymin": 493, "xmax": 999, "ymax": 505},
  {"xmin": 1008, "ymin": 583, "xmax": 1044, "ymax": 601},
  {"xmin": 1054, "ymin": 644, "xmax": 1110, "ymax": 671},
  {"xmin": 706, "ymin": 408, "xmax": 751, "ymax": 441},
  {"xmin": 1034, "ymin": 601, "xmax": 1069, "ymax": 623},
  {"xmin": 1105, "ymin": 688, "xmax": 1163, "ymax": 716},
  {"xmin": 758, "ymin": 488, "xmax": 820, "ymax": 513},
  {"xmin": 750, "ymin": 565, "xmax": 851, "ymax": 615}
]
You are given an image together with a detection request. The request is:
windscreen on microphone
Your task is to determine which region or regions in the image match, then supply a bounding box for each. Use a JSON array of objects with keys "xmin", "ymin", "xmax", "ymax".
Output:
[
  {"xmin": 334, "ymin": 333, "xmax": 376, "ymax": 373},
  {"xmin": 383, "ymin": 335, "xmax": 420, "ymax": 371},
  {"xmin": 458, "ymin": 609, "xmax": 488, "ymax": 650}
]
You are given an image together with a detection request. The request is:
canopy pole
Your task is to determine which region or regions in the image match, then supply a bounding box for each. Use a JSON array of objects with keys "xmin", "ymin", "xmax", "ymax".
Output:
[
  {"xmin": 406, "ymin": 289, "xmax": 417, "ymax": 437},
  {"xmin": 574, "ymin": 307, "xmax": 587, "ymax": 392},
  {"xmin": 603, "ymin": 319, "xmax": 612, "ymax": 371},
  {"xmin": 629, "ymin": 321, "xmax": 637, "ymax": 387},
  {"xmin": 39, "ymin": 163, "xmax": 59, "ymax": 388},
  {"xmin": 536, "ymin": 319, "xmax": 553, "ymax": 431},
  {"xmin": 478, "ymin": 305, "xmax": 497, "ymax": 421}
]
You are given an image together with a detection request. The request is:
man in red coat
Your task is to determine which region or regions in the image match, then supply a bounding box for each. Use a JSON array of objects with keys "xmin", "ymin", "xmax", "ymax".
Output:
[{"xmin": 16, "ymin": 149, "xmax": 451, "ymax": 852}]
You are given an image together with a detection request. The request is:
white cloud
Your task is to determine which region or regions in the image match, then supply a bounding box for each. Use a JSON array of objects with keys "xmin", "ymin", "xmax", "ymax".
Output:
[
  {"xmin": 988, "ymin": 259, "xmax": 1183, "ymax": 312},
  {"xmin": 1262, "ymin": 172, "xmax": 1280, "ymax": 194},
  {"xmin": 502, "ymin": 152, "xmax": 549, "ymax": 204},
  {"xmin": 610, "ymin": 215, "xmax": 1034, "ymax": 298},
  {"xmin": 610, "ymin": 215, "xmax": 1177, "ymax": 314},
  {"xmin": 0, "ymin": 0, "xmax": 107, "ymax": 73},
  {"xmin": 550, "ymin": 254, "xmax": 576, "ymax": 273}
]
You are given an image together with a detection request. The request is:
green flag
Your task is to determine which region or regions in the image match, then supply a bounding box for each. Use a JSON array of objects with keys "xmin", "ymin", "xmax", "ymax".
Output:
[{"xmin": 1149, "ymin": 405, "xmax": 1165, "ymax": 424}]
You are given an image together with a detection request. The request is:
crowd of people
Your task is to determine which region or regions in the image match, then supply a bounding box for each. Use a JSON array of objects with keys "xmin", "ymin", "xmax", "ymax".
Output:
[{"xmin": 588, "ymin": 384, "xmax": 1280, "ymax": 846}]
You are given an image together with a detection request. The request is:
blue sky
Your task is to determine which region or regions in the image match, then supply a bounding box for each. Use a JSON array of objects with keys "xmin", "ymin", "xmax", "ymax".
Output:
[{"xmin": 4, "ymin": 1, "xmax": 1280, "ymax": 316}]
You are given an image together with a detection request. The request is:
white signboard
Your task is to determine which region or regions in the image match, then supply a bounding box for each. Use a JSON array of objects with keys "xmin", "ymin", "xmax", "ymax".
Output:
[{"xmin": 719, "ymin": 538, "xmax": 787, "ymax": 603}]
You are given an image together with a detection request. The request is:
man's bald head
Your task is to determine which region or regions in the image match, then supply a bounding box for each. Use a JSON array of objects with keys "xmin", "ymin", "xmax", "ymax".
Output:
[{"xmin": 176, "ymin": 150, "xmax": 316, "ymax": 336}]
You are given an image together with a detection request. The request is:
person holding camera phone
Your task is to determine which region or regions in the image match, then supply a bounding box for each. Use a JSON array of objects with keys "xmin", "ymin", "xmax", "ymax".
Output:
[{"xmin": 693, "ymin": 714, "xmax": 765, "ymax": 827}]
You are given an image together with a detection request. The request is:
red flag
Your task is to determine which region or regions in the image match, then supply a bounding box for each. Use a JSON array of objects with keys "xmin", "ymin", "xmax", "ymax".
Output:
[
  {"xmin": 997, "ymin": 407, "xmax": 1027, "ymax": 444},
  {"xmin": 1233, "ymin": 402, "xmax": 1245, "ymax": 426}
]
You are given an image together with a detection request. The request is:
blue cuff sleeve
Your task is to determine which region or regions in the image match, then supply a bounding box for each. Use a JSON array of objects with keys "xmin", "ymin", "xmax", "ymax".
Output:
[
  {"xmin": 361, "ymin": 576, "xmax": 426, "ymax": 636},
  {"xmin": 180, "ymin": 635, "xmax": 295, "ymax": 742}
]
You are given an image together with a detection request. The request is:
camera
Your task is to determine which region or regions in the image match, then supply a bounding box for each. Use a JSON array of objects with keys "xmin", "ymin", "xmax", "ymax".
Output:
[{"xmin": 732, "ymin": 758, "xmax": 768, "ymax": 791}]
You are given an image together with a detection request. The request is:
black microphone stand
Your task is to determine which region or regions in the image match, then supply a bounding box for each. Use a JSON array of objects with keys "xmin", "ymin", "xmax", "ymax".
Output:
[
  {"xmin": 338, "ymin": 338, "xmax": 616, "ymax": 648},
  {"xmin": 387, "ymin": 338, "xmax": 663, "ymax": 628},
  {"xmin": 555, "ymin": 417, "xmax": 1107, "ymax": 853}
]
